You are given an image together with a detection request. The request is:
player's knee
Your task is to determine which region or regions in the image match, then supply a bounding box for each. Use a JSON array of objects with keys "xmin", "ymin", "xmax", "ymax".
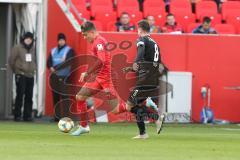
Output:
[
  {"xmin": 111, "ymin": 108, "xmax": 118, "ymax": 114},
  {"xmin": 126, "ymin": 105, "xmax": 131, "ymax": 111},
  {"xmin": 76, "ymin": 94, "xmax": 86, "ymax": 101},
  {"xmin": 126, "ymin": 101, "xmax": 133, "ymax": 111}
]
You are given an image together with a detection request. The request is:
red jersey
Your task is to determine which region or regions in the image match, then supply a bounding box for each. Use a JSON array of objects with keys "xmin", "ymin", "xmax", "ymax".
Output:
[
  {"xmin": 83, "ymin": 35, "xmax": 116, "ymax": 98},
  {"xmin": 91, "ymin": 35, "xmax": 111, "ymax": 81}
]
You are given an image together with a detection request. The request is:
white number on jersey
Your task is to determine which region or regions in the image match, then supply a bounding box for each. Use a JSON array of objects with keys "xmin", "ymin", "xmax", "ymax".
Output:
[
  {"xmin": 154, "ymin": 44, "xmax": 159, "ymax": 62},
  {"xmin": 97, "ymin": 44, "xmax": 104, "ymax": 51}
]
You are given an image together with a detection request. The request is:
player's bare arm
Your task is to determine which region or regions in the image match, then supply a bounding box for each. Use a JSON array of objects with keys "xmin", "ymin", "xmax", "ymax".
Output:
[{"xmin": 79, "ymin": 59, "xmax": 103, "ymax": 82}]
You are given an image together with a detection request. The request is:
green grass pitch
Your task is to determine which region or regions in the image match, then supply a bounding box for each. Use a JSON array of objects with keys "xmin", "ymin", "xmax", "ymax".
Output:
[{"xmin": 0, "ymin": 121, "xmax": 240, "ymax": 160}]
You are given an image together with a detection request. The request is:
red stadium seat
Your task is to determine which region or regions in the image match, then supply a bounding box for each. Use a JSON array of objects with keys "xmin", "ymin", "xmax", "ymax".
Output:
[
  {"xmin": 195, "ymin": 1, "xmax": 218, "ymax": 20},
  {"xmin": 128, "ymin": 11, "xmax": 143, "ymax": 24},
  {"xmin": 214, "ymin": 24, "xmax": 236, "ymax": 34},
  {"xmin": 117, "ymin": 0, "xmax": 140, "ymax": 16},
  {"xmin": 117, "ymin": 0, "xmax": 139, "ymax": 8},
  {"xmin": 91, "ymin": 0, "xmax": 113, "ymax": 17},
  {"xmin": 170, "ymin": 0, "xmax": 192, "ymax": 14},
  {"xmin": 68, "ymin": 0, "xmax": 90, "ymax": 20},
  {"xmin": 144, "ymin": 0, "xmax": 165, "ymax": 7},
  {"xmin": 174, "ymin": 12, "xmax": 196, "ymax": 32},
  {"xmin": 91, "ymin": 20, "xmax": 104, "ymax": 31},
  {"xmin": 225, "ymin": 12, "xmax": 240, "ymax": 29},
  {"xmin": 222, "ymin": 1, "xmax": 240, "ymax": 20},
  {"xmin": 95, "ymin": 12, "xmax": 117, "ymax": 30},
  {"xmin": 198, "ymin": 13, "xmax": 222, "ymax": 25},
  {"xmin": 116, "ymin": 0, "xmax": 142, "ymax": 23},
  {"xmin": 72, "ymin": 5, "xmax": 90, "ymax": 20},
  {"xmin": 118, "ymin": 9, "xmax": 143, "ymax": 24},
  {"xmin": 143, "ymin": 0, "xmax": 165, "ymax": 18},
  {"xmin": 187, "ymin": 23, "xmax": 201, "ymax": 33},
  {"xmin": 70, "ymin": 0, "xmax": 86, "ymax": 6},
  {"xmin": 106, "ymin": 21, "xmax": 117, "ymax": 31},
  {"xmin": 153, "ymin": 12, "xmax": 167, "ymax": 26},
  {"xmin": 143, "ymin": 0, "xmax": 166, "ymax": 26}
]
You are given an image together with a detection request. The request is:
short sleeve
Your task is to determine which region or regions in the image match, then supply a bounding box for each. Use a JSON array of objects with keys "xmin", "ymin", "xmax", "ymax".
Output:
[
  {"xmin": 94, "ymin": 40, "xmax": 107, "ymax": 62},
  {"xmin": 136, "ymin": 37, "xmax": 145, "ymax": 47}
]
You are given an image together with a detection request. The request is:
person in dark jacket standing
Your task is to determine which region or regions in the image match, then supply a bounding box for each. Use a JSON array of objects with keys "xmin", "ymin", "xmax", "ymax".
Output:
[
  {"xmin": 47, "ymin": 33, "xmax": 74, "ymax": 121},
  {"xmin": 9, "ymin": 32, "xmax": 36, "ymax": 122}
]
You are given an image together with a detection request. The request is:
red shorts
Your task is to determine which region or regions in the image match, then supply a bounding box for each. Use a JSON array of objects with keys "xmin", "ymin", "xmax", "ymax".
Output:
[{"xmin": 82, "ymin": 77, "xmax": 117, "ymax": 99}]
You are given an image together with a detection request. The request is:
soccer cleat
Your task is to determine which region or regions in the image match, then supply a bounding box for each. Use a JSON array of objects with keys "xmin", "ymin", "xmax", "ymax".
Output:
[
  {"xmin": 146, "ymin": 97, "xmax": 158, "ymax": 112},
  {"xmin": 132, "ymin": 133, "xmax": 149, "ymax": 139},
  {"xmin": 156, "ymin": 113, "xmax": 165, "ymax": 134},
  {"xmin": 70, "ymin": 125, "xmax": 90, "ymax": 136}
]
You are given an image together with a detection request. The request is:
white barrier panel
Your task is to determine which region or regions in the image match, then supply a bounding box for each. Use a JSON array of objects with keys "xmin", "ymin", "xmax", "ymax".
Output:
[{"xmin": 166, "ymin": 72, "xmax": 192, "ymax": 123}]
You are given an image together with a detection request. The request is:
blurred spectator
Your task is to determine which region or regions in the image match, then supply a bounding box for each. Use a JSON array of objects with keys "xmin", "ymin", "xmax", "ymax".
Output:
[
  {"xmin": 138, "ymin": 0, "xmax": 144, "ymax": 11},
  {"xmin": 192, "ymin": 16, "xmax": 217, "ymax": 34},
  {"xmin": 9, "ymin": 32, "xmax": 36, "ymax": 122},
  {"xmin": 47, "ymin": 33, "xmax": 75, "ymax": 121},
  {"xmin": 147, "ymin": 16, "xmax": 161, "ymax": 33},
  {"xmin": 191, "ymin": 0, "xmax": 227, "ymax": 13},
  {"xmin": 115, "ymin": 12, "xmax": 136, "ymax": 32},
  {"xmin": 113, "ymin": 0, "xmax": 117, "ymax": 8},
  {"xmin": 161, "ymin": 13, "xmax": 183, "ymax": 34},
  {"xmin": 85, "ymin": 0, "xmax": 91, "ymax": 8},
  {"xmin": 189, "ymin": 0, "xmax": 201, "ymax": 13},
  {"xmin": 214, "ymin": 0, "xmax": 227, "ymax": 12},
  {"xmin": 164, "ymin": 0, "xmax": 170, "ymax": 13}
]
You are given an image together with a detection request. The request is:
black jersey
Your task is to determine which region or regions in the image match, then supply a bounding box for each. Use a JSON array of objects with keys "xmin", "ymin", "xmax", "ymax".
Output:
[
  {"xmin": 134, "ymin": 35, "xmax": 161, "ymax": 87},
  {"xmin": 135, "ymin": 35, "xmax": 161, "ymax": 64}
]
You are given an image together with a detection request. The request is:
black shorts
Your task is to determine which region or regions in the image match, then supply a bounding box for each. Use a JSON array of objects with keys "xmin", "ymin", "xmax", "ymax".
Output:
[
  {"xmin": 128, "ymin": 62, "xmax": 160, "ymax": 106},
  {"xmin": 127, "ymin": 85, "xmax": 159, "ymax": 106}
]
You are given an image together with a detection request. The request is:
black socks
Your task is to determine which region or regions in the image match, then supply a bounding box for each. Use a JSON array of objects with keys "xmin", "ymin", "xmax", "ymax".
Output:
[{"xmin": 131, "ymin": 105, "xmax": 159, "ymax": 135}]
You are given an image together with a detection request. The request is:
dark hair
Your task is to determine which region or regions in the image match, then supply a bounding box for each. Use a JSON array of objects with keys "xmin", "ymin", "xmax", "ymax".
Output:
[
  {"xmin": 138, "ymin": 20, "xmax": 150, "ymax": 32},
  {"xmin": 23, "ymin": 32, "xmax": 34, "ymax": 40},
  {"xmin": 81, "ymin": 21, "xmax": 96, "ymax": 32},
  {"xmin": 203, "ymin": 16, "xmax": 211, "ymax": 23},
  {"xmin": 166, "ymin": 13, "xmax": 175, "ymax": 18}
]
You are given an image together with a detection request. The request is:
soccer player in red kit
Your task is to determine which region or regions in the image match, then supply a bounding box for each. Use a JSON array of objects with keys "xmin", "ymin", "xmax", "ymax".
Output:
[
  {"xmin": 71, "ymin": 21, "xmax": 122, "ymax": 136},
  {"xmin": 71, "ymin": 21, "xmax": 162, "ymax": 137}
]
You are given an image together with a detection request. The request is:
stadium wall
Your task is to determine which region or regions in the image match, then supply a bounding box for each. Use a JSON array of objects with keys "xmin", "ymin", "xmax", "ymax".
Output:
[
  {"xmin": 47, "ymin": 0, "xmax": 240, "ymax": 123},
  {"xmin": 46, "ymin": 0, "xmax": 85, "ymax": 116}
]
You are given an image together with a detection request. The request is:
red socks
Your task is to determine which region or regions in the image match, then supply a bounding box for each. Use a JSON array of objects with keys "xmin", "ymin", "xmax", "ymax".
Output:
[{"xmin": 77, "ymin": 100, "xmax": 88, "ymax": 127}]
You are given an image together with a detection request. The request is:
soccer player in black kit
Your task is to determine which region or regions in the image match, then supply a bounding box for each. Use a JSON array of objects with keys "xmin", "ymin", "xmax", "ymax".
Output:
[{"xmin": 123, "ymin": 20, "xmax": 165, "ymax": 139}]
